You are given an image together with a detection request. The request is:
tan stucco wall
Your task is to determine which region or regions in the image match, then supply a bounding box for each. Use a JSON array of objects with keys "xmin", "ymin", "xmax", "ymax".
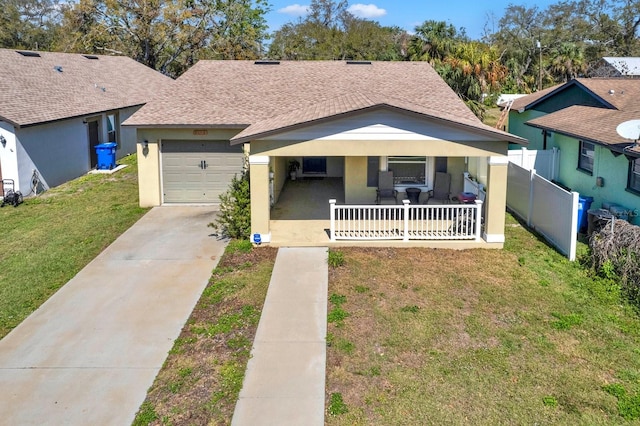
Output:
[
  {"xmin": 344, "ymin": 157, "xmax": 377, "ymax": 204},
  {"xmin": 249, "ymin": 139, "xmax": 507, "ymax": 158},
  {"xmin": 448, "ymin": 157, "xmax": 466, "ymax": 197},
  {"xmin": 249, "ymin": 157, "xmax": 270, "ymax": 239},
  {"xmin": 484, "ymin": 159, "xmax": 508, "ymax": 242},
  {"xmin": 134, "ymin": 128, "xmax": 242, "ymax": 207},
  {"xmin": 272, "ymin": 156, "xmax": 287, "ymax": 204}
]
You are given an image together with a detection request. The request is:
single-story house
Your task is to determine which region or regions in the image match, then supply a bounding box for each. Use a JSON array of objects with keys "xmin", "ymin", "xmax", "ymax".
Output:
[
  {"xmin": 125, "ymin": 60, "xmax": 526, "ymax": 247},
  {"xmin": 0, "ymin": 49, "xmax": 171, "ymax": 195},
  {"xmin": 508, "ymin": 78, "xmax": 640, "ymax": 224}
]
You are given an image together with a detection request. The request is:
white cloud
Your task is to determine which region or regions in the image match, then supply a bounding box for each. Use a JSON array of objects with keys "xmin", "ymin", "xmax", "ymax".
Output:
[
  {"xmin": 348, "ymin": 3, "xmax": 387, "ymax": 19},
  {"xmin": 278, "ymin": 4, "xmax": 310, "ymax": 16}
]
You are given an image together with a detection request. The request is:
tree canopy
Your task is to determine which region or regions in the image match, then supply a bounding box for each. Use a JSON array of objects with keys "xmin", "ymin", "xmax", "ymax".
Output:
[{"xmin": 4, "ymin": 0, "xmax": 640, "ymax": 104}]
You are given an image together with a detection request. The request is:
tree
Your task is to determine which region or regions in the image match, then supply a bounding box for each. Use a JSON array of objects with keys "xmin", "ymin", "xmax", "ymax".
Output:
[
  {"xmin": 57, "ymin": 0, "xmax": 269, "ymax": 77},
  {"xmin": 0, "ymin": 0, "xmax": 62, "ymax": 50},
  {"xmin": 267, "ymin": 0, "xmax": 405, "ymax": 60}
]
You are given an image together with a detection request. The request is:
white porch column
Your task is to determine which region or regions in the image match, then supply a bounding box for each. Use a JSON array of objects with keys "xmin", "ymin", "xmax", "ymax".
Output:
[
  {"xmin": 249, "ymin": 155, "xmax": 271, "ymax": 243},
  {"xmin": 483, "ymin": 156, "xmax": 508, "ymax": 244}
]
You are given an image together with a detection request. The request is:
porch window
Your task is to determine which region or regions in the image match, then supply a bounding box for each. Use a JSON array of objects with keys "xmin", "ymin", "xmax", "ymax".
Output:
[
  {"xmin": 107, "ymin": 113, "xmax": 119, "ymax": 147},
  {"xmin": 578, "ymin": 141, "xmax": 594, "ymax": 174},
  {"xmin": 388, "ymin": 156, "xmax": 427, "ymax": 185},
  {"xmin": 628, "ymin": 158, "xmax": 640, "ymax": 193}
]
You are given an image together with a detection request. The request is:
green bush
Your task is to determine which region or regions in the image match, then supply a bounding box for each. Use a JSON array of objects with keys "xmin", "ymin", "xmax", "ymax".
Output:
[{"xmin": 209, "ymin": 171, "xmax": 250, "ymax": 239}]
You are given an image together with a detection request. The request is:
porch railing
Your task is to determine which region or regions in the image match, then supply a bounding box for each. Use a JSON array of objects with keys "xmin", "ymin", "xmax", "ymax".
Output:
[{"xmin": 329, "ymin": 199, "xmax": 483, "ymax": 241}]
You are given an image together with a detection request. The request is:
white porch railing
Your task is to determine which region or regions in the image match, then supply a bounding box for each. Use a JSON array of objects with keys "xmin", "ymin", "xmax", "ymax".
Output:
[{"xmin": 329, "ymin": 199, "xmax": 483, "ymax": 242}]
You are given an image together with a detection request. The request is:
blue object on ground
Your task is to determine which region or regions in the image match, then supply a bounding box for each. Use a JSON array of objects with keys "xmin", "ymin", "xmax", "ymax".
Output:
[
  {"xmin": 95, "ymin": 142, "xmax": 117, "ymax": 170},
  {"xmin": 577, "ymin": 196, "xmax": 594, "ymax": 233}
]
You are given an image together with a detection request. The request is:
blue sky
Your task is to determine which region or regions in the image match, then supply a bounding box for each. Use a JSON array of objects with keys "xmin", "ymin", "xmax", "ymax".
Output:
[{"xmin": 265, "ymin": 1, "xmax": 556, "ymax": 40}]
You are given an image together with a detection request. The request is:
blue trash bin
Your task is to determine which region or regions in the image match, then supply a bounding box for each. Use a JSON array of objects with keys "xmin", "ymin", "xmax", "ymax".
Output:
[
  {"xmin": 577, "ymin": 195, "xmax": 594, "ymax": 233},
  {"xmin": 95, "ymin": 142, "xmax": 117, "ymax": 170}
]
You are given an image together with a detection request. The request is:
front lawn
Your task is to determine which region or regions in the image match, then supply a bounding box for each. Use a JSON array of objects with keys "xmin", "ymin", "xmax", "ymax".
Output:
[
  {"xmin": 0, "ymin": 155, "xmax": 148, "ymax": 338},
  {"xmin": 134, "ymin": 213, "xmax": 640, "ymax": 425},
  {"xmin": 325, "ymin": 216, "xmax": 640, "ymax": 424}
]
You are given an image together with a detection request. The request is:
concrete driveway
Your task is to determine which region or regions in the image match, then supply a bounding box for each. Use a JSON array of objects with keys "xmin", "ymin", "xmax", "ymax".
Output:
[{"xmin": 0, "ymin": 206, "xmax": 226, "ymax": 425}]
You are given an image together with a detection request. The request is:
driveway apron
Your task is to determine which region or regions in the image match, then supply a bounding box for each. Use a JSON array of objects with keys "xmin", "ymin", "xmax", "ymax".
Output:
[{"xmin": 0, "ymin": 206, "xmax": 226, "ymax": 426}]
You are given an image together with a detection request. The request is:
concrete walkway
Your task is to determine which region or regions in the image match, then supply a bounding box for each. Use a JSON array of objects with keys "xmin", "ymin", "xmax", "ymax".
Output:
[
  {"xmin": 0, "ymin": 206, "xmax": 226, "ymax": 426},
  {"xmin": 232, "ymin": 247, "xmax": 328, "ymax": 426}
]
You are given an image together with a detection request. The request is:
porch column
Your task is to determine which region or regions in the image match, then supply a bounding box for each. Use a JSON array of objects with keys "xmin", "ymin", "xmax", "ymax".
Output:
[
  {"xmin": 483, "ymin": 156, "xmax": 508, "ymax": 244},
  {"xmin": 249, "ymin": 155, "xmax": 271, "ymax": 243}
]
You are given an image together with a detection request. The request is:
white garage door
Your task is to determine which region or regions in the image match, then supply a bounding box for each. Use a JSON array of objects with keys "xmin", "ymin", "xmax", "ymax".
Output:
[{"xmin": 161, "ymin": 140, "xmax": 244, "ymax": 203}]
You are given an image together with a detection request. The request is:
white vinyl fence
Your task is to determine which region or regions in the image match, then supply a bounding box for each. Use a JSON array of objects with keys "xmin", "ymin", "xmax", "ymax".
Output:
[
  {"xmin": 508, "ymin": 147, "xmax": 560, "ymax": 181},
  {"xmin": 507, "ymin": 162, "xmax": 578, "ymax": 261}
]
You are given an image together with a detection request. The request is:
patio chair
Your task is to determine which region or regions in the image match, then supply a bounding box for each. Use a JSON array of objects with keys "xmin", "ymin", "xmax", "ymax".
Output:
[
  {"xmin": 426, "ymin": 172, "xmax": 452, "ymax": 204},
  {"xmin": 376, "ymin": 171, "xmax": 398, "ymax": 204}
]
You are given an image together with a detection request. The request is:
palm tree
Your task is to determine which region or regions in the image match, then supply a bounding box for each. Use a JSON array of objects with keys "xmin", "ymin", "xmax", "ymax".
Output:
[{"xmin": 549, "ymin": 42, "xmax": 587, "ymax": 82}]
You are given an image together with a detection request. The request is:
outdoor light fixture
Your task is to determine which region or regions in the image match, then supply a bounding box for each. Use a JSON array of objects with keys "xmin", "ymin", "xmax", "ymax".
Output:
[
  {"xmin": 0, "ymin": 135, "xmax": 6, "ymax": 147},
  {"xmin": 143, "ymin": 140, "xmax": 149, "ymax": 149}
]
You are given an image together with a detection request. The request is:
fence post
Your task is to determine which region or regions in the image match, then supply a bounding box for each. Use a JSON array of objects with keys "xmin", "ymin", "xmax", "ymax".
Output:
[
  {"xmin": 521, "ymin": 146, "xmax": 528, "ymax": 168},
  {"xmin": 474, "ymin": 200, "xmax": 483, "ymax": 241},
  {"xmin": 402, "ymin": 199, "xmax": 410, "ymax": 242},
  {"xmin": 527, "ymin": 168, "xmax": 536, "ymax": 227},
  {"xmin": 329, "ymin": 199, "xmax": 336, "ymax": 242}
]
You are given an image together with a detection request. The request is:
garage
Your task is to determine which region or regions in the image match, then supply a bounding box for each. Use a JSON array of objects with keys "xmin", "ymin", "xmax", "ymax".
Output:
[{"xmin": 161, "ymin": 140, "xmax": 244, "ymax": 203}]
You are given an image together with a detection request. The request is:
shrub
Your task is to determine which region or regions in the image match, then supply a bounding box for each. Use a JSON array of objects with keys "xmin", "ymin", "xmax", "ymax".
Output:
[
  {"xmin": 590, "ymin": 220, "xmax": 640, "ymax": 309},
  {"xmin": 209, "ymin": 171, "xmax": 250, "ymax": 239}
]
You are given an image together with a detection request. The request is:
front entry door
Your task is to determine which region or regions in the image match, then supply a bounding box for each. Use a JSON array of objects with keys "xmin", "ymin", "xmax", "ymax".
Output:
[
  {"xmin": 88, "ymin": 120, "xmax": 100, "ymax": 169},
  {"xmin": 303, "ymin": 157, "xmax": 327, "ymax": 174}
]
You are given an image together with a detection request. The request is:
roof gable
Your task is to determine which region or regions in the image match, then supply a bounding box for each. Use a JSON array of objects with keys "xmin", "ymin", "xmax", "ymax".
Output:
[
  {"xmin": 126, "ymin": 61, "xmax": 477, "ymax": 128},
  {"xmin": 0, "ymin": 49, "xmax": 172, "ymax": 127},
  {"xmin": 231, "ymin": 91, "xmax": 525, "ymax": 145}
]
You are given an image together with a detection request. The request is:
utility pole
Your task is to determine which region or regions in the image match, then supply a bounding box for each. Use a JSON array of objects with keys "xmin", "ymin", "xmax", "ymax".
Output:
[{"xmin": 537, "ymin": 40, "xmax": 542, "ymax": 91}]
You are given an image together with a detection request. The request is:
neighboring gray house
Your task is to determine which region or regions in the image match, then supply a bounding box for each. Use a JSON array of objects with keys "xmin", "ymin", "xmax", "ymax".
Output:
[{"xmin": 0, "ymin": 49, "xmax": 171, "ymax": 195}]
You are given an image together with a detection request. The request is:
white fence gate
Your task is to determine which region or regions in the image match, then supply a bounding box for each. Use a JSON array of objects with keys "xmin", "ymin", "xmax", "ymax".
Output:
[
  {"xmin": 508, "ymin": 147, "xmax": 560, "ymax": 181},
  {"xmin": 507, "ymin": 162, "xmax": 578, "ymax": 261}
]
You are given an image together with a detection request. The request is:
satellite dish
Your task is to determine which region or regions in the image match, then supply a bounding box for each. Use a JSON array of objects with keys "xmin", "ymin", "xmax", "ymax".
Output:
[{"xmin": 616, "ymin": 119, "xmax": 640, "ymax": 141}]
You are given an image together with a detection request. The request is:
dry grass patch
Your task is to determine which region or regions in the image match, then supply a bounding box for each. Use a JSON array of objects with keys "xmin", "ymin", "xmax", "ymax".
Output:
[{"xmin": 326, "ymin": 226, "xmax": 640, "ymax": 424}]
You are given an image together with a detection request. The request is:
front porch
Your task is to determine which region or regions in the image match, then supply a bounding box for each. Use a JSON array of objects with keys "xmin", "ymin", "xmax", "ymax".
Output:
[{"xmin": 268, "ymin": 178, "xmax": 499, "ymax": 248}]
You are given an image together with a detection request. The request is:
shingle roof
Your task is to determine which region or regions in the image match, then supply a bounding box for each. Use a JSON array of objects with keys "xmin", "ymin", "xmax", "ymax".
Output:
[
  {"xmin": 0, "ymin": 49, "xmax": 172, "ymax": 127},
  {"xmin": 125, "ymin": 60, "xmax": 526, "ymax": 144},
  {"xmin": 525, "ymin": 85, "xmax": 640, "ymax": 155}
]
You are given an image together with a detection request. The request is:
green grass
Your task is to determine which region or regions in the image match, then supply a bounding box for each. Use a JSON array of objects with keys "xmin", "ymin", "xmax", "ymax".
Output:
[
  {"xmin": 0, "ymin": 155, "xmax": 147, "ymax": 338},
  {"xmin": 325, "ymin": 215, "xmax": 640, "ymax": 424}
]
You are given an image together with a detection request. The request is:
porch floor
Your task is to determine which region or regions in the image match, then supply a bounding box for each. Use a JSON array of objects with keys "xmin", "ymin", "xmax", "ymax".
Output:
[{"xmin": 268, "ymin": 177, "xmax": 500, "ymax": 249}]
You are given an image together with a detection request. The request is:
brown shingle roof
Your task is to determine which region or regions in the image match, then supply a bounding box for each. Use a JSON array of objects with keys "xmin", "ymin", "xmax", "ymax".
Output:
[
  {"xmin": 0, "ymin": 49, "xmax": 172, "ymax": 127},
  {"xmin": 527, "ymin": 105, "xmax": 640, "ymax": 154},
  {"xmin": 125, "ymin": 60, "xmax": 525, "ymax": 144}
]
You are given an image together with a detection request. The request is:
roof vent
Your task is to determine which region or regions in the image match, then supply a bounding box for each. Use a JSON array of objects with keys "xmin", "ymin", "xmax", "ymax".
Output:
[
  {"xmin": 254, "ymin": 60, "xmax": 280, "ymax": 65},
  {"xmin": 54, "ymin": 65, "xmax": 63, "ymax": 73},
  {"xmin": 609, "ymin": 89, "xmax": 615, "ymax": 95},
  {"xmin": 83, "ymin": 55, "xmax": 99, "ymax": 60},
  {"xmin": 346, "ymin": 60, "xmax": 371, "ymax": 65},
  {"xmin": 16, "ymin": 50, "xmax": 40, "ymax": 57}
]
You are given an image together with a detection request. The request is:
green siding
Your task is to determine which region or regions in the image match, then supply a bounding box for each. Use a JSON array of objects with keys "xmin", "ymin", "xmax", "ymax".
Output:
[
  {"xmin": 536, "ymin": 85, "xmax": 606, "ymax": 113},
  {"xmin": 508, "ymin": 110, "xmax": 546, "ymax": 150},
  {"xmin": 549, "ymin": 133, "xmax": 640, "ymax": 224}
]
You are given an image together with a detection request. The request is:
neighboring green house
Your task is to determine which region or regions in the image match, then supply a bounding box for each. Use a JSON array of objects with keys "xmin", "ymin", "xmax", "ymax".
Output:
[{"xmin": 507, "ymin": 78, "xmax": 640, "ymax": 225}]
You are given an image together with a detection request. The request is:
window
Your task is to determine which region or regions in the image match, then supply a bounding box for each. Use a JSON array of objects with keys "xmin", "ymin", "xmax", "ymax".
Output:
[
  {"xmin": 107, "ymin": 113, "xmax": 119, "ymax": 147},
  {"xmin": 628, "ymin": 158, "xmax": 640, "ymax": 193},
  {"xmin": 578, "ymin": 141, "xmax": 594, "ymax": 173},
  {"xmin": 388, "ymin": 156, "xmax": 427, "ymax": 185}
]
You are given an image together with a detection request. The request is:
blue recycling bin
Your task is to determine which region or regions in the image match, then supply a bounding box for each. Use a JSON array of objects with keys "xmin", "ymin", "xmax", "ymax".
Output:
[
  {"xmin": 95, "ymin": 142, "xmax": 117, "ymax": 170},
  {"xmin": 577, "ymin": 195, "xmax": 594, "ymax": 233}
]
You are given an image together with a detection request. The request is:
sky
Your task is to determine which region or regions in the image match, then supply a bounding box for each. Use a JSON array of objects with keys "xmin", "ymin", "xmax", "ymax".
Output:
[{"xmin": 265, "ymin": 1, "xmax": 557, "ymax": 40}]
